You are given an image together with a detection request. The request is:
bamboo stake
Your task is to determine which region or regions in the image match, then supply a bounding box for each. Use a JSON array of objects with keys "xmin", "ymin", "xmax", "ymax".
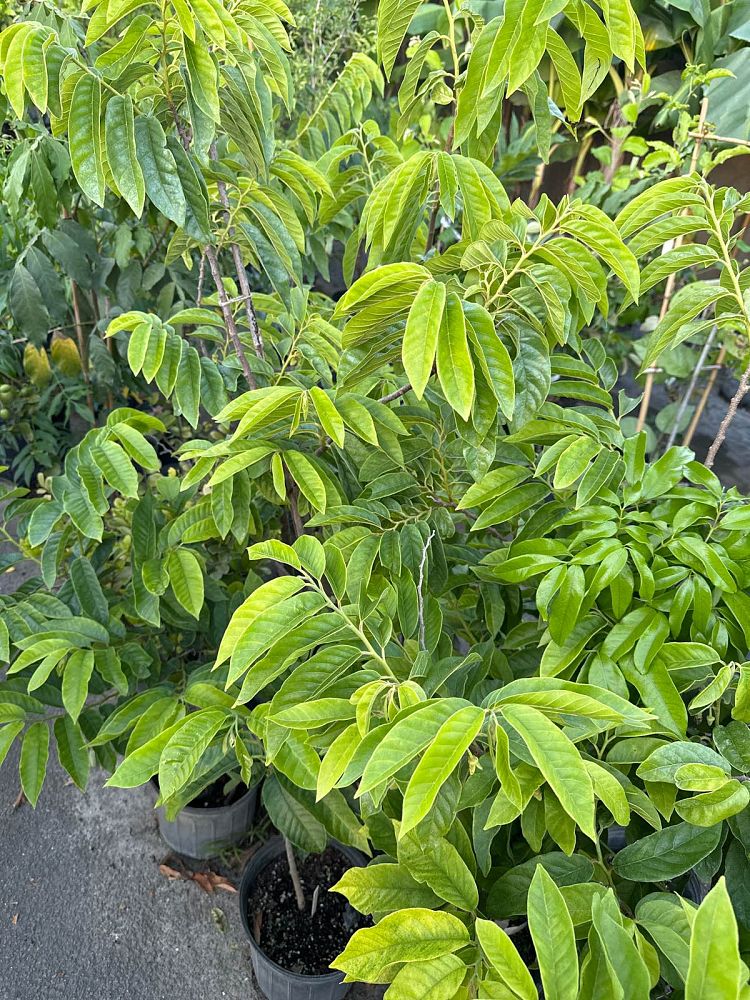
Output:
[
  {"xmin": 682, "ymin": 211, "xmax": 750, "ymax": 448},
  {"xmin": 663, "ymin": 325, "xmax": 716, "ymax": 450},
  {"xmin": 636, "ymin": 97, "xmax": 710, "ymax": 433},
  {"xmin": 682, "ymin": 345, "xmax": 726, "ymax": 448}
]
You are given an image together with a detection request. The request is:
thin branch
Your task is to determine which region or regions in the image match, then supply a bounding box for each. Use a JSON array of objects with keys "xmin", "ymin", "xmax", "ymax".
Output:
[
  {"xmin": 211, "ymin": 145, "xmax": 265, "ymax": 361},
  {"xmin": 417, "ymin": 530, "xmax": 435, "ymax": 651},
  {"xmin": 70, "ymin": 280, "xmax": 95, "ymax": 418},
  {"xmin": 705, "ymin": 358, "xmax": 750, "ymax": 469},
  {"xmin": 379, "ymin": 383, "xmax": 412, "ymax": 404},
  {"xmin": 688, "ymin": 131, "xmax": 750, "ymax": 149},
  {"xmin": 284, "ymin": 837, "xmax": 306, "ymax": 912},
  {"xmin": 205, "ymin": 246, "xmax": 257, "ymax": 389}
]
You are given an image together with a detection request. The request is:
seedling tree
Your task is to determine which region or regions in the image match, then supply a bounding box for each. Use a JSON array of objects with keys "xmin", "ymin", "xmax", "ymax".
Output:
[{"xmin": 2, "ymin": 0, "xmax": 750, "ymax": 996}]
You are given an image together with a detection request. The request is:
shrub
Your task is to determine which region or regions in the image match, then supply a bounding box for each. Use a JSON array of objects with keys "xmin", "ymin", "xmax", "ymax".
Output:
[{"xmin": 2, "ymin": 0, "xmax": 750, "ymax": 995}]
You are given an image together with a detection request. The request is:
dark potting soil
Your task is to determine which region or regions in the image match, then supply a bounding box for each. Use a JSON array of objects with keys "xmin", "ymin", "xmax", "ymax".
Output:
[
  {"xmin": 189, "ymin": 776, "xmax": 249, "ymax": 809},
  {"xmin": 247, "ymin": 847, "xmax": 369, "ymax": 976},
  {"xmin": 152, "ymin": 775, "xmax": 249, "ymax": 809}
]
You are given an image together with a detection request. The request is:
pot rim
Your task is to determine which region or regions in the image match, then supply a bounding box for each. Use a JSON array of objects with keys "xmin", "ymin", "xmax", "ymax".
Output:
[
  {"xmin": 151, "ymin": 775, "xmax": 260, "ymax": 818},
  {"xmin": 239, "ymin": 835, "xmax": 360, "ymax": 984}
]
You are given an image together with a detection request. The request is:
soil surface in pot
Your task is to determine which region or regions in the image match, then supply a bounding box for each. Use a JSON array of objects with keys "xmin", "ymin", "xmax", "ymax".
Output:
[
  {"xmin": 247, "ymin": 846, "xmax": 369, "ymax": 975},
  {"xmin": 153, "ymin": 776, "xmax": 249, "ymax": 809},
  {"xmin": 190, "ymin": 777, "xmax": 249, "ymax": 809}
]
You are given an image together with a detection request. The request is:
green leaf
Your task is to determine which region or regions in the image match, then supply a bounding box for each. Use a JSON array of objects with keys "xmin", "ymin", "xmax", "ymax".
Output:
[
  {"xmin": 62, "ymin": 648, "xmax": 95, "ymax": 723},
  {"xmin": 310, "ymin": 387, "xmax": 345, "ymax": 447},
  {"xmin": 400, "ymin": 705, "xmax": 485, "ymax": 835},
  {"xmin": 261, "ymin": 773, "xmax": 327, "ymax": 852},
  {"xmin": 284, "ymin": 450, "xmax": 327, "ymax": 511},
  {"xmin": 174, "ymin": 345, "xmax": 203, "ymax": 428},
  {"xmin": 105, "ymin": 94, "xmax": 145, "ymax": 215},
  {"xmin": 527, "ymin": 865, "xmax": 579, "ymax": 1000},
  {"xmin": 167, "ymin": 549, "xmax": 204, "ymax": 619},
  {"xmin": 465, "ymin": 302, "xmax": 515, "ymax": 420},
  {"xmin": 0, "ymin": 722, "xmax": 24, "ymax": 770},
  {"xmin": 613, "ymin": 821, "xmax": 723, "ymax": 881},
  {"xmin": 94, "ymin": 440, "xmax": 139, "ymax": 498},
  {"xmin": 106, "ymin": 718, "xmax": 190, "ymax": 788},
  {"xmin": 402, "ymin": 280, "xmax": 445, "ymax": 399},
  {"xmin": 134, "ymin": 116, "xmax": 186, "ymax": 227},
  {"xmin": 476, "ymin": 918, "xmax": 536, "ymax": 1000},
  {"xmin": 685, "ymin": 878, "xmax": 742, "ymax": 1000},
  {"xmin": 333, "ymin": 908, "xmax": 470, "ymax": 983},
  {"xmin": 501, "ymin": 704, "xmax": 596, "ymax": 839},
  {"xmin": 19, "ymin": 721, "xmax": 49, "ymax": 807},
  {"xmin": 376, "ymin": 0, "xmax": 424, "ymax": 76},
  {"xmin": 332, "ymin": 863, "xmax": 441, "ymax": 915},
  {"xmin": 158, "ymin": 708, "xmax": 227, "ymax": 799},
  {"xmin": 399, "ymin": 834, "xmax": 479, "ymax": 910},
  {"xmin": 384, "ymin": 954, "xmax": 466, "ymax": 1000},
  {"xmin": 54, "ymin": 715, "xmax": 90, "ymax": 791},
  {"xmin": 674, "ymin": 780, "xmax": 749, "ymax": 827},
  {"xmin": 436, "ymin": 293, "xmax": 474, "ymax": 420},
  {"xmin": 69, "ymin": 74, "xmax": 105, "ymax": 206},
  {"xmin": 641, "ymin": 283, "xmax": 726, "ymax": 371}
]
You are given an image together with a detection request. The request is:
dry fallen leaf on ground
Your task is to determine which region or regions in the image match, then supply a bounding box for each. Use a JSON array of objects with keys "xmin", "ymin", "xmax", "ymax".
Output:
[{"xmin": 158, "ymin": 863, "xmax": 236, "ymax": 894}]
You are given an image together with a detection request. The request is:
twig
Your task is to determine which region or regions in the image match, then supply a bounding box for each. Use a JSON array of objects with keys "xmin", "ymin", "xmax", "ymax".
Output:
[
  {"xmin": 705, "ymin": 358, "xmax": 750, "ymax": 469},
  {"xmin": 211, "ymin": 145, "xmax": 265, "ymax": 361},
  {"xmin": 684, "ymin": 211, "xmax": 750, "ymax": 450},
  {"xmin": 70, "ymin": 280, "xmax": 95, "ymax": 418},
  {"xmin": 205, "ymin": 247, "xmax": 257, "ymax": 389},
  {"xmin": 417, "ymin": 530, "xmax": 435, "ymax": 651},
  {"xmin": 688, "ymin": 131, "xmax": 750, "ymax": 149},
  {"xmin": 379, "ymin": 383, "xmax": 412, "ymax": 404},
  {"xmin": 636, "ymin": 96, "xmax": 709, "ymax": 433},
  {"xmin": 284, "ymin": 837, "xmax": 306, "ymax": 912},
  {"xmin": 663, "ymin": 325, "xmax": 716, "ymax": 451}
]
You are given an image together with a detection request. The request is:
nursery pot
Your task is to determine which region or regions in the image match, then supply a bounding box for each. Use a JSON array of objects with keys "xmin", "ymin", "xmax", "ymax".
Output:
[
  {"xmin": 153, "ymin": 777, "xmax": 259, "ymax": 860},
  {"xmin": 239, "ymin": 836, "xmax": 367, "ymax": 1000}
]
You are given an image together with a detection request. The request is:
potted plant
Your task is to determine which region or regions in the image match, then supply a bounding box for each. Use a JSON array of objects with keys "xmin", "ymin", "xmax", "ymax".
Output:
[
  {"xmin": 3, "ymin": 0, "xmax": 750, "ymax": 996},
  {"xmin": 239, "ymin": 836, "xmax": 368, "ymax": 1000}
]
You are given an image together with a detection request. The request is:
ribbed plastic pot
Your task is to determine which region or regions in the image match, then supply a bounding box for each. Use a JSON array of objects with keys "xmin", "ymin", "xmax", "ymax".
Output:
[
  {"xmin": 239, "ymin": 836, "xmax": 366, "ymax": 1000},
  {"xmin": 154, "ymin": 780, "xmax": 259, "ymax": 860}
]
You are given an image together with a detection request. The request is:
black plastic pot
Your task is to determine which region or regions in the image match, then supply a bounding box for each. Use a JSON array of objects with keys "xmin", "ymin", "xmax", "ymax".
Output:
[
  {"xmin": 239, "ymin": 836, "xmax": 366, "ymax": 1000},
  {"xmin": 154, "ymin": 779, "xmax": 259, "ymax": 860}
]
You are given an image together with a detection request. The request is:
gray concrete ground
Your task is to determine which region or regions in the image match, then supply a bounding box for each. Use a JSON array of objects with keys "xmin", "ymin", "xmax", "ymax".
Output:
[
  {"xmin": 0, "ymin": 756, "xmax": 380, "ymax": 1000},
  {"xmin": 0, "ymin": 750, "xmax": 258, "ymax": 1000}
]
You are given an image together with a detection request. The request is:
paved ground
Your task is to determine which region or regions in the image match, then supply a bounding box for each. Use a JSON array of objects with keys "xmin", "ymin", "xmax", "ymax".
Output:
[{"xmin": 0, "ymin": 751, "xmax": 259, "ymax": 1000}]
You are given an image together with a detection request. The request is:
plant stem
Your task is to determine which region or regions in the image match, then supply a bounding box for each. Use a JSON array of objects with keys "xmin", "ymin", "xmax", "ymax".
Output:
[
  {"xmin": 379, "ymin": 383, "xmax": 412, "ymax": 403},
  {"xmin": 284, "ymin": 837, "xmax": 306, "ymax": 911},
  {"xmin": 705, "ymin": 358, "xmax": 750, "ymax": 469},
  {"xmin": 702, "ymin": 194, "xmax": 750, "ymax": 466},
  {"xmin": 70, "ymin": 280, "xmax": 95, "ymax": 418},
  {"xmin": 681, "ymin": 211, "xmax": 749, "ymax": 448},
  {"xmin": 205, "ymin": 246, "xmax": 257, "ymax": 389},
  {"xmin": 636, "ymin": 96, "xmax": 709, "ymax": 433},
  {"xmin": 210, "ymin": 146, "xmax": 265, "ymax": 361}
]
